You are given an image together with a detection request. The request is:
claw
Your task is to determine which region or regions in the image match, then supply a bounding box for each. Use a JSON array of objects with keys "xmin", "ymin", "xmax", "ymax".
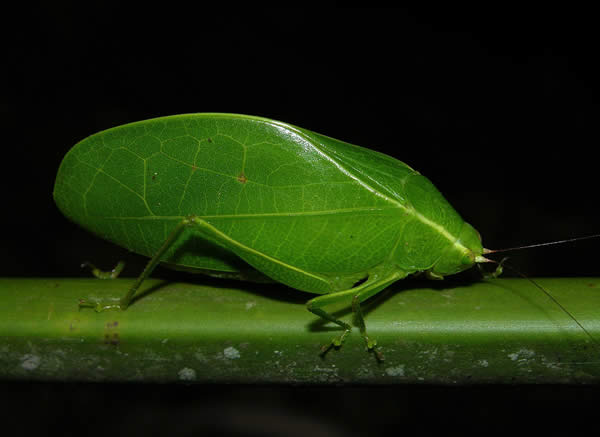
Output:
[
  {"xmin": 366, "ymin": 338, "xmax": 377, "ymax": 350},
  {"xmin": 319, "ymin": 343, "xmax": 334, "ymax": 356},
  {"xmin": 81, "ymin": 261, "xmax": 125, "ymax": 279},
  {"xmin": 372, "ymin": 348, "xmax": 385, "ymax": 362},
  {"xmin": 78, "ymin": 298, "xmax": 122, "ymax": 312}
]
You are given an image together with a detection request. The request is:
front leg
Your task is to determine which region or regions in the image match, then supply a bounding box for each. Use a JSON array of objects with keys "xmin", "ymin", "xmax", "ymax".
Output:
[{"xmin": 306, "ymin": 269, "xmax": 407, "ymax": 358}]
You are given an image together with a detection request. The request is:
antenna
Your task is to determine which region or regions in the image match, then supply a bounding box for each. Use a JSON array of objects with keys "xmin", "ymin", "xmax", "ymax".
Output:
[
  {"xmin": 483, "ymin": 234, "xmax": 600, "ymax": 255},
  {"xmin": 479, "ymin": 257, "xmax": 599, "ymax": 349}
]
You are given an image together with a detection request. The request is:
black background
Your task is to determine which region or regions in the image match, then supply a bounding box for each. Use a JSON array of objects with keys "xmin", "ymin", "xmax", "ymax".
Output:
[
  {"xmin": 3, "ymin": 6, "xmax": 600, "ymax": 435},
  {"xmin": 5, "ymin": 6, "xmax": 600, "ymax": 279}
]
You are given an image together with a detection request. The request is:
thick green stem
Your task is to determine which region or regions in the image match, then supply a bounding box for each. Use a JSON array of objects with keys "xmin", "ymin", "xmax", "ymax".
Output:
[{"xmin": 1, "ymin": 277, "xmax": 600, "ymax": 383}]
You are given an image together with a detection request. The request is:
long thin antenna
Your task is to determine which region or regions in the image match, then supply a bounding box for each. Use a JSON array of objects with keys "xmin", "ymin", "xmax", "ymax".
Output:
[
  {"xmin": 483, "ymin": 259, "xmax": 598, "ymax": 348},
  {"xmin": 484, "ymin": 233, "xmax": 600, "ymax": 255}
]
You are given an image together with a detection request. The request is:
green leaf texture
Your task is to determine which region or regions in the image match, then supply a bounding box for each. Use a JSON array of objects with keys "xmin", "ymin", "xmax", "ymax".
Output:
[{"xmin": 53, "ymin": 114, "xmax": 472, "ymax": 288}]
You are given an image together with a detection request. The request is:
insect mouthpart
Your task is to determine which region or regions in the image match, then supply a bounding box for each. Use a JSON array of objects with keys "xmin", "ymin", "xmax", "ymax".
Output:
[{"xmin": 475, "ymin": 255, "xmax": 493, "ymax": 264}]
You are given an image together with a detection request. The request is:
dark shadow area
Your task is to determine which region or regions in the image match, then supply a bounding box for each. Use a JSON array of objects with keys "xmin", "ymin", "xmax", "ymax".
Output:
[
  {"xmin": 2, "ymin": 381, "xmax": 600, "ymax": 436},
  {"xmin": 154, "ymin": 265, "xmax": 310, "ymax": 306},
  {"xmin": 168, "ymin": 232, "xmax": 254, "ymax": 277}
]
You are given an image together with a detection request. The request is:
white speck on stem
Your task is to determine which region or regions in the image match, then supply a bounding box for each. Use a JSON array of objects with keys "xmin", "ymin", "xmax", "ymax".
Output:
[
  {"xmin": 21, "ymin": 354, "xmax": 41, "ymax": 371},
  {"xmin": 224, "ymin": 346, "xmax": 240, "ymax": 359},
  {"xmin": 508, "ymin": 348, "xmax": 535, "ymax": 362},
  {"xmin": 178, "ymin": 367, "xmax": 196, "ymax": 381},
  {"xmin": 313, "ymin": 365, "xmax": 337, "ymax": 373},
  {"xmin": 385, "ymin": 365, "xmax": 405, "ymax": 377}
]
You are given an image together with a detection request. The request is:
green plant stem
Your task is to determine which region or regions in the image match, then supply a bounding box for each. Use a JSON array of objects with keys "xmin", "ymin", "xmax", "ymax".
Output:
[{"xmin": 1, "ymin": 277, "xmax": 599, "ymax": 383}]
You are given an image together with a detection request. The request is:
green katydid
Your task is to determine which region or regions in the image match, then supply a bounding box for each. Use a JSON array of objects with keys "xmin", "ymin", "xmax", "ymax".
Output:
[{"xmin": 53, "ymin": 113, "xmax": 595, "ymax": 358}]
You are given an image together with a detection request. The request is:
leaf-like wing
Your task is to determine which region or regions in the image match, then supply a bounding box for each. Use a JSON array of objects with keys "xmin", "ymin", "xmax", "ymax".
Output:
[{"xmin": 54, "ymin": 114, "xmax": 462, "ymax": 279}]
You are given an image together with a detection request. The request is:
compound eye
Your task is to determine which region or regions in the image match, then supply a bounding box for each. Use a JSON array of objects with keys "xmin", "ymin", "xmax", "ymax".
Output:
[{"xmin": 461, "ymin": 252, "xmax": 475, "ymax": 266}]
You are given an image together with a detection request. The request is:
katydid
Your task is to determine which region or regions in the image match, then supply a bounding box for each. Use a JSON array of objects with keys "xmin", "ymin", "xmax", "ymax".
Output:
[{"xmin": 53, "ymin": 113, "xmax": 595, "ymax": 357}]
